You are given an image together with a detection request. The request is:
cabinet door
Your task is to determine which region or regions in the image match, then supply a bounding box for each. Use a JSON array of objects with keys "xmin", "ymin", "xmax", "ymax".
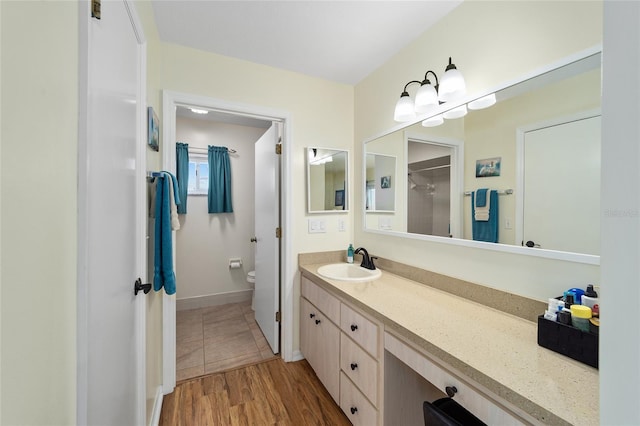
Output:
[
  {"xmin": 300, "ymin": 298, "xmax": 317, "ymax": 369},
  {"xmin": 300, "ymin": 298, "xmax": 340, "ymax": 403}
]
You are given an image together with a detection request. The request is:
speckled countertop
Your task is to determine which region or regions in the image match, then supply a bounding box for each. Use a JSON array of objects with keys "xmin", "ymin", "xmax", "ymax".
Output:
[{"xmin": 300, "ymin": 263, "xmax": 599, "ymax": 426}]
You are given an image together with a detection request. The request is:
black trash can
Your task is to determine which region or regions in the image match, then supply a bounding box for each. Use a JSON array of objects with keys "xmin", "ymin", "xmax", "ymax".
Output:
[{"xmin": 423, "ymin": 398, "xmax": 486, "ymax": 426}]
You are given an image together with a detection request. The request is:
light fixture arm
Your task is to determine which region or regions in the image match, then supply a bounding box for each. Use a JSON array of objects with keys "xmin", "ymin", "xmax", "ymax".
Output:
[
  {"xmin": 401, "ymin": 80, "xmax": 423, "ymax": 95},
  {"xmin": 421, "ymin": 70, "xmax": 439, "ymax": 91}
]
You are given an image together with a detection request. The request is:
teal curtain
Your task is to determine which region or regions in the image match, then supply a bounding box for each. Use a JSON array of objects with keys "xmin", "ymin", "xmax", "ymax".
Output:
[
  {"xmin": 208, "ymin": 146, "xmax": 233, "ymax": 213},
  {"xmin": 175, "ymin": 142, "xmax": 189, "ymax": 214}
]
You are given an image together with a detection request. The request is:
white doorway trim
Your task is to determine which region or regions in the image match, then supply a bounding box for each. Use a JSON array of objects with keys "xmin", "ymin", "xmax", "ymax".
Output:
[{"xmin": 160, "ymin": 91, "xmax": 293, "ymax": 393}]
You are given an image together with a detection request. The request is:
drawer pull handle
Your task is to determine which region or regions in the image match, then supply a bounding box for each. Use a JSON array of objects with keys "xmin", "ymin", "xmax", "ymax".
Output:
[
  {"xmin": 315, "ymin": 319, "xmax": 321, "ymax": 325},
  {"xmin": 350, "ymin": 324, "xmax": 358, "ymax": 332},
  {"xmin": 309, "ymin": 313, "xmax": 316, "ymax": 319},
  {"xmin": 445, "ymin": 386, "xmax": 458, "ymax": 398},
  {"xmin": 350, "ymin": 407, "xmax": 358, "ymax": 415},
  {"xmin": 350, "ymin": 362, "xmax": 358, "ymax": 370}
]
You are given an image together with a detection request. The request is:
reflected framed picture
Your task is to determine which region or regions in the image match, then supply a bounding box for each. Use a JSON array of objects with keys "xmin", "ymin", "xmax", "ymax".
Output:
[
  {"xmin": 381, "ymin": 175, "xmax": 391, "ymax": 189},
  {"xmin": 476, "ymin": 157, "xmax": 501, "ymax": 177},
  {"xmin": 335, "ymin": 189, "xmax": 345, "ymax": 207},
  {"xmin": 147, "ymin": 106, "xmax": 159, "ymax": 152}
]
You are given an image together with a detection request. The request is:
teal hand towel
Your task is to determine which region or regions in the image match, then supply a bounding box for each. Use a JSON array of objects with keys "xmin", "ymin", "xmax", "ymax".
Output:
[{"xmin": 475, "ymin": 188, "xmax": 488, "ymax": 207}]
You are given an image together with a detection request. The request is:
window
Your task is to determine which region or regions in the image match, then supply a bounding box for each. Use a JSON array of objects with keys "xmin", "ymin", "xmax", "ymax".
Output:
[{"xmin": 187, "ymin": 156, "xmax": 209, "ymax": 195}]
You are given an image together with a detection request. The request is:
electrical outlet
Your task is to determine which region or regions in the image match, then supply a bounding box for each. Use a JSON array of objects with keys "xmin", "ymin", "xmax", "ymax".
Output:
[
  {"xmin": 505, "ymin": 218, "xmax": 512, "ymax": 229},
  {"xmin": 338, "ymin": 218, "xmax": 346, "ymax": 232}
]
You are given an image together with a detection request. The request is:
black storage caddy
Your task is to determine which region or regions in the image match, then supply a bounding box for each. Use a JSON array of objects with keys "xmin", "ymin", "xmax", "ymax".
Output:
[{"xmin": 537, "ymin": 315, "xmax": 598, "ymax": 368}]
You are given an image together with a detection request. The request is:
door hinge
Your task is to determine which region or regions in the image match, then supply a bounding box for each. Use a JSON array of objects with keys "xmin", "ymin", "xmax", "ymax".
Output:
[
  {"xmin": 275, "ymin": 143, "xmax": 282, "ymax": 155},
  {"xmin": 276, "ymin": 311, "xmax": 281, "ymax": 322},
  {"xmin": 91, "ymin": 0, "xmax": 101, "ymax": 19},
  {"xmin": 276, "ymin": 227, "xmax": 282, "ymax": 238}
]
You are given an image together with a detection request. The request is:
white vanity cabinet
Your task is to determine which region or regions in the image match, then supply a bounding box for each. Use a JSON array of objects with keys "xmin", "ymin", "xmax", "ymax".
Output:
[
  {"xmin": 300, "ymin": 277, "xmax": 384, "ymax": 425},
  {"xmin": 300, "ymin": 278, "xmax": 341, "ymax": 402}
]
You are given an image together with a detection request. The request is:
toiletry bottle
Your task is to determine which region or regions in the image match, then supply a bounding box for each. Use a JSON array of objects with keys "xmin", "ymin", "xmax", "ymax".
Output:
[
  {"xmin": 347, "ymin": 244, "xmax": 354, "ymax": 264},
  {"xmin": 581, "ymin": 284, "xmax": 599, "ymax": 315}
]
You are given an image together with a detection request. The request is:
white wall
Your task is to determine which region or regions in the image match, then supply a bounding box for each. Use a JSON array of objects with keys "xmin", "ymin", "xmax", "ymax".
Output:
[
  {"xmin": 600, "ymin": 2, "xmax": 640, "ymax": 423},
  {"xmin": 154, "ymin": 43, "xmax": 353, "ymax": 353},
  {"xmin": 354, "ymin": 1, "xmax": 602, "ymax": 302},
  {"xmin": 175, "ymin": 117, "xmax": 266, "ymax": 300},
  {"xmin": 1, "ymin": 1, "xmax": 78, "ymax": 423}
]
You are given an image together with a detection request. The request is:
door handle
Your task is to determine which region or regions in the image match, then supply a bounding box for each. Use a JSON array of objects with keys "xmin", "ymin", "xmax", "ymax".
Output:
[{"xmin": 134, "ymin": 278, "xmax": 152, "ymax": 296}]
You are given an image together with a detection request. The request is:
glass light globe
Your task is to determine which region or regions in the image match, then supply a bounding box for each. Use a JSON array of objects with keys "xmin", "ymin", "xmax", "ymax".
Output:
[
  {"xmin": 443, "ymin": 105, "xmax": 467, "ymax": 119},
  {"xmin": 468, "ymin": 93, "xmax": 497, "ymax": 110},
  {"xmin": 422, "ymin": 115, "xmax": 444, "ymax": 127},
  {"xmin": 394, "ymin": 93, "xmax": 416, "ymax": 122},
  {"xmin": 415, "ymin": 83, "xmax": 439, "ymax": 113}
]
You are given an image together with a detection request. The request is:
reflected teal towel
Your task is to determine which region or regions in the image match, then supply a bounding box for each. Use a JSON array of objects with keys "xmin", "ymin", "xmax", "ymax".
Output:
[
  {"xmin": 153, "ymin": 175, "xmax": 176, "ymax": 295},
  {"xmin": 475, "ymin": 188, "xmax": 488, "ymax": 207},
  {"xmin": 472, "ymin": 190, "xmax": 499, "ymax": 243}
]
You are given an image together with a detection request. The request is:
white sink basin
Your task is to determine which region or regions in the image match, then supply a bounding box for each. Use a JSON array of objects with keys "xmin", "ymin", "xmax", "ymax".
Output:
[{"xmin": 317, "ymin": 263, "xmax": 381, "ymax": 282}]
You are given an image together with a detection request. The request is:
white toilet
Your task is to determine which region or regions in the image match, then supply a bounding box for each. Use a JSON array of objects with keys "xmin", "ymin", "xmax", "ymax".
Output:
[{"xmin": 247, "ymin": 270, "xmax": 255, "ymax": 310}]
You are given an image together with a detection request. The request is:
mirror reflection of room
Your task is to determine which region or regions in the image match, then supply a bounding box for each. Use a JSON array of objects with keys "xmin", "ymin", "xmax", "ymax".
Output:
[
  {"xmin": 407, "ymin": 141, "xmax": 452, "ymax": 237},
  {"xmin": 307, "ymin": 148, "xmax": 348, "ymax": 213},
  {"xmin": 364, "ymin": 51, "xmax": 601, "ymax": 256}
]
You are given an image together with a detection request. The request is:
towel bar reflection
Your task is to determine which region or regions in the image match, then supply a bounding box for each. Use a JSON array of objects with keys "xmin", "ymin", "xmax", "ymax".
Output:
[{"xmin": 464, "ymin": 189, "xmax": 513, "ymax": 196}]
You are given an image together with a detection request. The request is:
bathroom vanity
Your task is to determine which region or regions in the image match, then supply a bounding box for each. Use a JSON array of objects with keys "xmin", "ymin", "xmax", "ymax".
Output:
[{"xmin": 299, "ymin": 255, "xmax": 598, "ymax": 425}]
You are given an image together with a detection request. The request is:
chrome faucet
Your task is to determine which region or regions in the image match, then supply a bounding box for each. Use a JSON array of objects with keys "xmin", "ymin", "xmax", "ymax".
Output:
[{"xmin": 354, "ymin": 247, "xmax": 377, "ymax": 270}]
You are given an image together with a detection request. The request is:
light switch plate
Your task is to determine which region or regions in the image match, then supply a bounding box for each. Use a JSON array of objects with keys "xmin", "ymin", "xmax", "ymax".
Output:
[{"xmin": 308, "ymin": 219, "xmax": 326, "ymax": 233}]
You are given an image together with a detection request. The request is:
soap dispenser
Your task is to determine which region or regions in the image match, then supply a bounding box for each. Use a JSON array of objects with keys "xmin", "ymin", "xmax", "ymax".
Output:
[{"xmin": 347, "ymin": 244, "xmax": 354, "ymax": 264}]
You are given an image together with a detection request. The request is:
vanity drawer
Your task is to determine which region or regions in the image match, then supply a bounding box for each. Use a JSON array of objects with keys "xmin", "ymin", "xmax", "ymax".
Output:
[
  {"xmin": 341, "ymin": 303, "xmax": 378, "ymax": 357},
  {"xmin": 340, "ymin": 372, "xmax": 378, "ymax": 426},
  {"xmin": 302, "ymin": 277, "xmax": 340, "ymax": 323},
  {"xmin": 340, "ymin": 333, "xmax": 378, "ymax": 406}
]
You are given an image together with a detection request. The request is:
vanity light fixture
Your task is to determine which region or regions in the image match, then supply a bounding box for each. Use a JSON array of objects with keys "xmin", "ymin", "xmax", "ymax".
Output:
[
  {"xmin": 190, "ymin": 108, "xmax": 209, "ymax": 114},
  {"xmin": 394, "ymin": 58, "xmax": 466, "ymax": 122}
]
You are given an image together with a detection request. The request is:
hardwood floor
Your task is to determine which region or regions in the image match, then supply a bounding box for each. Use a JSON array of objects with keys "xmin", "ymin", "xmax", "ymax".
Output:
[{"xmin": 160, "ymin": 358, "xmax": 351, "ymax": 425}]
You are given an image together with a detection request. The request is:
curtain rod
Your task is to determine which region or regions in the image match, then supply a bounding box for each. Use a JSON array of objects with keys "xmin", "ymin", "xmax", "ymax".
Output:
[{"xmin": 187, "ymin": 146, "xmax": 237, "ymax": 154}]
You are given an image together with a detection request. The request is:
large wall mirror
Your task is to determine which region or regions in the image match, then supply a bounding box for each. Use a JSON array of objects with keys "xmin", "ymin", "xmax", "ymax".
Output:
[
  {"xmin": 307, "ymin": 148, "xmax": 349, "ymax": 213},
  {"xmin": 363, "ymin": 48, "xmax": 601, "ymax": 262}
]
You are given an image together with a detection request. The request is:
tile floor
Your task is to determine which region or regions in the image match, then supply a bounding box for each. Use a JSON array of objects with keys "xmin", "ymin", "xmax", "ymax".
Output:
[{"xmin": 176, "ymin": 300, "xmax": 276, "ymax": 382}]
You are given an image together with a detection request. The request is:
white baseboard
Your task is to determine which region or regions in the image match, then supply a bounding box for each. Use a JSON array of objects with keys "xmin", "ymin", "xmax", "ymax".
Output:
[
  {"xmin": 150, "ymin": 385, "xmax": 163, "ymax": 426},
  {"xmin": 291, "ymin": 349, "xmax": 304, "ymax": 362},
  {"xmin": 176, "ymin": 289, "xmax": 252, "ymax": 311}
]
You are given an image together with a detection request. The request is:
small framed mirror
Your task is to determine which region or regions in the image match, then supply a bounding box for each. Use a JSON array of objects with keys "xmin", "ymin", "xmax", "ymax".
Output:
[{"xmin": 307, "ymin": 148, "xmax": 349, "ymax": 213}]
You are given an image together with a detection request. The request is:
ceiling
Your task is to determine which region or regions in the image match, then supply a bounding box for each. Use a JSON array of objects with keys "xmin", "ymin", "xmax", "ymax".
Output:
[{"xmin": 151, "ymin": 1, "xmax": 462, "ymax": 86}]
